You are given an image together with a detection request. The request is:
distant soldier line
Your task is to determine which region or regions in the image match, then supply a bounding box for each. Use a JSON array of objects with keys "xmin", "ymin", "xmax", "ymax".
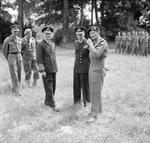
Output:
[{"xmin": 115, "ymin": 30, "xmax": 150, "ymax": 56}]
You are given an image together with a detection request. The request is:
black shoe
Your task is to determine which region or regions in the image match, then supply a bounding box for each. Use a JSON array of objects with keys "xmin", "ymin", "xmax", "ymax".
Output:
[
  {"xmin": 51, "ymin": 107, "xmax": 60, "ymax": 112},
  {"xmin": 86, "ymin": 117, "xmax": 97, "ymax": 123},
  {"xmin": 44, "ymin": 102, "xmax": 50, "ymax": 106},
  {"xmin": 74, "ymin": 101, "xmax": 81, "ymax": 105}
]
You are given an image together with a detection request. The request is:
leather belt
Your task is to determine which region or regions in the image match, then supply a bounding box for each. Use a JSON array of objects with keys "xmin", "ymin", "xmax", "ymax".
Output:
[{"xmin": 9, "ymin": 52, "xmax": 21, "ymax": 54}]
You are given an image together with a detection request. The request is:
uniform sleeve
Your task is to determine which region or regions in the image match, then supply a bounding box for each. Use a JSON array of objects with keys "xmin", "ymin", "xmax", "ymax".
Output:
[
  {"xmin": 115, "ymin": 36, "xmax": 117, "ymax": 43},
  {"xmin": 51, "ymin": 42, "xmax": 56, "ymax": 52},
  {"xmin": 32, "ymin": 38, "xmax": 37, "ymax": 59},
  {"xmin": 36, "ymin": 43, "xmax": 45, "ymax": 72},
  {"xmin": 2, "ymin": 38, "xmax": 9, "ymax": 60},
  {"xmin": 21, "ymin": 40, "xmax": 25, "ymax": 55},
  {"xmin": 90, "ymin": 40, "xmax": 108, "ymax": 58}
]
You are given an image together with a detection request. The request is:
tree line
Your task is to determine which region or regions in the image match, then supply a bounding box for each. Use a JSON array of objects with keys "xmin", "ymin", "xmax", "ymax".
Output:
[{"xmin": 0, "ymin": 0, "xmax": 150, "ymax": 43}]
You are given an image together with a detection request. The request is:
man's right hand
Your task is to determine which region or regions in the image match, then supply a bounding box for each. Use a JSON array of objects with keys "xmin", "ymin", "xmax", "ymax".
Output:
[{"xmin": 42, "ymin": 71, "xmax": 46, "ymax": 77}]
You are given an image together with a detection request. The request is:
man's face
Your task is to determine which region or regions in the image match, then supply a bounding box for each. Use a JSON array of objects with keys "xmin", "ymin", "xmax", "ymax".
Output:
[
  {"xmin": 11, "ymin": 27, "xmax": 19, "ymax": 36},
  {"xmin": 76, "ymin": 31, "xmax": 85, "ymax": 41},
  {"xmin": 122, "ymin": 32, "xmax": 126, "ymax": 36},
  {"xmin": 44, "ymin": 31, "xmax": 52, "ymax": 40},
  {"xmin": 26, "ymin": 31, "xmax": 32, "ymax": 39},
  {"xmin": 90, "ymin": 30, "xmax": 99, "ymax": 40}
]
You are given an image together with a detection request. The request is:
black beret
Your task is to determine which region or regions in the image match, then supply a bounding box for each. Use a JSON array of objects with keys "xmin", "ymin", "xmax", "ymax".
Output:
[
  {"xmin": 42, "ymin": 26, "xmax": 53, "ymax": 33},
  {"xmin": 75, "ymin": 27, "xmax": 86, "ymax": 33},
  {"xmin": 88, "ymin": 26, "xmax": 100, "ymax": 34},
  {"xmin": 10, "ymin": 24, "xmax": 20, "ymax": 30}
]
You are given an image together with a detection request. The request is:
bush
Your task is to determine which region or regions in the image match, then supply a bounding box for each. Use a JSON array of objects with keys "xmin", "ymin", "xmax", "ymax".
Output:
[
  {"xmin": 53, "ymin": 27, "xmax": 76, "ymax": 46},
  {"xmin": 0, "ymin": 18, "xmax": 12, "ymax": 44}
]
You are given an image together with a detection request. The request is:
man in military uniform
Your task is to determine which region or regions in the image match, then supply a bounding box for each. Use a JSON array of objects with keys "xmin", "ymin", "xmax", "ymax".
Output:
[
  {"xmin": 73, "ymin": 27, "xmax": 90, "ymax": 107},
  {"xmin": 141, "ymin": 31, "xmax": 149, "ymax": 56},
  {"xmin": 125, "ymin": 31, "xmax": 132, "ymax": 55},
  {"xmin": 120, "ymin": 32, "xmax": 127, "ymax": 54},
  {"xmin": 3, "ymin": 24, "xmax": 22, "ymax": 96},
  {"xmin": 115, "ymin": 32, "xmax": 121, "ymax": 53},
  {"xmin": 138, "ymin": 30, "xmax": 143, "ymax": 55},
  {"xmin": 86, "ymin": 25, "xmax": 108, "ymax": 123},
  {"xmin": 37, "ymin": 26, "xmax": 59, "ymax": 112},
  {"xmin": 21, "ymin": 28, "xmax": 39, "ymax": 86},
  {"xmin": 131, "ymin": 31, "xmax": 139, "ymax": 56}
]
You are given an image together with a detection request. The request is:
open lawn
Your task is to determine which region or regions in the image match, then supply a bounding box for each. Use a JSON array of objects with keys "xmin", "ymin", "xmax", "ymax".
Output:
[{"xmin": 0, "ymin": 47, "xmax": 150, "ymax": 143}]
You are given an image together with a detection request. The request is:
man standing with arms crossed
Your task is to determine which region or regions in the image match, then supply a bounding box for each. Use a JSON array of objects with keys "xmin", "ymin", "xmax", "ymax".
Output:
[
  {"xmin": 37, "ymin": 26, "xmax": 59, "ymax": 112},
  {"xmin": 73, "ymin": 27, "xmax": 90, "ymax": 107},
  {"xmin": 3, "ymin": 24, "xmax": 22, "ymax": 96}
]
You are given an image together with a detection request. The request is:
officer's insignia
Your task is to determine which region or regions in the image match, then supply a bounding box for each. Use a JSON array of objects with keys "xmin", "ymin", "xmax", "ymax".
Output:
[
  {"xmin": 38, "ymin": 64, "xmax": 45, "ymax": 71},
  {"xmin": 17, "ymin": 38, "xmax": 22, "ymax": 44},
  {"xmin": 77, "ymin": 28, "xmax": 81, "ymax": 32},
  {"xmin": 83, "ymin": 45, "xmax": 88, "ymax": 49}
]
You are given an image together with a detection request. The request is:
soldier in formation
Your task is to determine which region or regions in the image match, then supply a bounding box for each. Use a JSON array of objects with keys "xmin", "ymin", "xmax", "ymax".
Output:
[{"xmin": 115, "ymin": 30, "xmax": 150, "ymax": 56}]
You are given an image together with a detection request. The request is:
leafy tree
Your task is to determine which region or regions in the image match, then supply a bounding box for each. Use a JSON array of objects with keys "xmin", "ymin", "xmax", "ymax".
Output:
[{"xmin": 0, "ymin": 0, "xmax": 12, "ymax": 43}]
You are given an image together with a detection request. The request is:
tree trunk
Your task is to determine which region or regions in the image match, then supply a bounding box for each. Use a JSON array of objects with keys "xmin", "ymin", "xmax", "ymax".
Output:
[
  {"xmin": 63, "ymin": 0, "xmax": 69, "ymax": 43},
  {"xmin": 0, "ymin": 0, "xmax": 2, "ymax": 43},
  {"xmin": 100, "ymin": 0, "xmax": 105, "ymax": 25},
  {"xmin": 80, "ymin": 4, "xmax": 84, "ymax": 25},
  {"xmin": 94, "ymin": 0, "xmax": 99, "ymax": 25},
  {"xmin": 18, "ymin": 0, "xmax": 24, "ymax": 37},
  {"xmin": 127, "ymin": 10, "xmax": 136, "ymax": 30},
  {"xmin": 91, "ymin": 0, "xmax": 94, "ymax": 25}
]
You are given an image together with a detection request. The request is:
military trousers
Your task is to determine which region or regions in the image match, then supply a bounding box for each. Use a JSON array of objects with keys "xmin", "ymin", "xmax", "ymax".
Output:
[
  {"xmin": 42, "ymin": 73, "xmax": 56, "ymax": 107},
  {"xmin": 7, "ymin": 54, "xmax": 22, "ymax": 94},
  {"xmin": 73, "ymin": 72, "xmax": 90, "ymax": 106},
  {"xmin": 89, "ymin": 69, "xmax": 104, "ymax": 117},
  {"xmin": 120, "ymin": 43, "xmax": 126, "ymax": 54},
  {"xmin": 23, "ymin": 59, "xmax": 39, "ymax": 82},
  {"xmin": 142, "ymin": 44, "xmax": 148, "ymax": 56},
  {"xmin": 115, "ymin": 42, "xmax": 120, "ymax": 53},
  {"xmin": 131, "ymin": 44, "xmax": 138, "ymax": 55},
  {"xmin": 125, "ymin": 43, "xmax": 131, "ymax": 54}
]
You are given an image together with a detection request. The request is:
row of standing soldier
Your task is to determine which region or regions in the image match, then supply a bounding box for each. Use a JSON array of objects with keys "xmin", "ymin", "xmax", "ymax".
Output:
[{"xmin": 115, "ymin": 30, "xmax": 150, "ymax": 56}]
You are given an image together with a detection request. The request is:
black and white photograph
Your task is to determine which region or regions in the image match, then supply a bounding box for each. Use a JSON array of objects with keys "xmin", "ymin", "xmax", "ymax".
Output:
[{"xmin": 0, "ymin": 0, "xmax": 150, "ymax": 142}]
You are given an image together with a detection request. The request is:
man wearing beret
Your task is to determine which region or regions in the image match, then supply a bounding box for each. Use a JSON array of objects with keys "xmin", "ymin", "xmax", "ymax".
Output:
[
  {"xmin": 86, "ymin": 25, "xmax": 108, "ymax": 123},
  {"xmin": 3, "ymin": 24, "xmax": 22, "ymax": 96},
  {"xmin": 73, "ymin": 27, "xmax": 90, "ymax": 107},
  {"xmin": 37, "ymin": 26, "xmax": 59, "ymax": 112},
  {"xmin": 21, "ymin": 28, "xmax": 39, "ymax": 87}
]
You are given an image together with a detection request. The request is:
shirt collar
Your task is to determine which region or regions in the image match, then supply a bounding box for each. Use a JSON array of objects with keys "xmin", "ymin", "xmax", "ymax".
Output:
[{"xmin": 78, "ymin": 38, "xmax": 85, "ymax": 43}]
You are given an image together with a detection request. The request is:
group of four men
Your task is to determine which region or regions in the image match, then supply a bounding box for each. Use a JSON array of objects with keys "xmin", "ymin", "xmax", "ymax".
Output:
[
  {"xmin": 115, "ymin": 30, "xmax": 150, "ymax": 56},
  {"xmin": 3, "ymin": 24, "xmax": 108, "ymax": 123}
]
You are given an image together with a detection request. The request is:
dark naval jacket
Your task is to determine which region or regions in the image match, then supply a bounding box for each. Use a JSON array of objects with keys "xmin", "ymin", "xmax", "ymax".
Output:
[
  {"xmin": 74, "ymin": 39, "xmax": 90, "ymax": 73},
  {"xmin": 37, "ymin": 39, "xmax": 58, "ymax": 73}
]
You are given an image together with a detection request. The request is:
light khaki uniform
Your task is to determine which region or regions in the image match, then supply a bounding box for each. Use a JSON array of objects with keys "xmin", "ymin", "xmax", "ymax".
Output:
[
  {"xmin": 3, "ymin": 36, "xmax": 22, "ymax": 95},
  {"xmin": 89, "ymin": 37, "xmax": 108, "ymax": 117},
  {"xmin": 120, "ymin": 36, "xmax": 126, "ymax": 54},
  {"xmin": 115, "ymin": 35, "xmax": 121, "ymax": 53},
  {"xmin": 142, "ymin": 35, "xmax": 149, "ymax": 56},
  {"xmin": 131, "ymin": 35, "xmax": 139, "ymax": 55},
  {"xmin": 125, "ymin": 35, "xmax": 132, "ymax": 54}
]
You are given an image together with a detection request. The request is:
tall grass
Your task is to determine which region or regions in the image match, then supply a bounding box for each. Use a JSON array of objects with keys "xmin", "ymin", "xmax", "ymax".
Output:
[{"xmin": 0, "ymin": 47, "xmax": 150, "ymax": 143}]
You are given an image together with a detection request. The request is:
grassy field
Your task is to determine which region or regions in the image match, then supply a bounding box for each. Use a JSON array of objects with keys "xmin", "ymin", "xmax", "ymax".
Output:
[{"xmin": 0, "ymin": 46, "xmax": 150, "ymax": 143}]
